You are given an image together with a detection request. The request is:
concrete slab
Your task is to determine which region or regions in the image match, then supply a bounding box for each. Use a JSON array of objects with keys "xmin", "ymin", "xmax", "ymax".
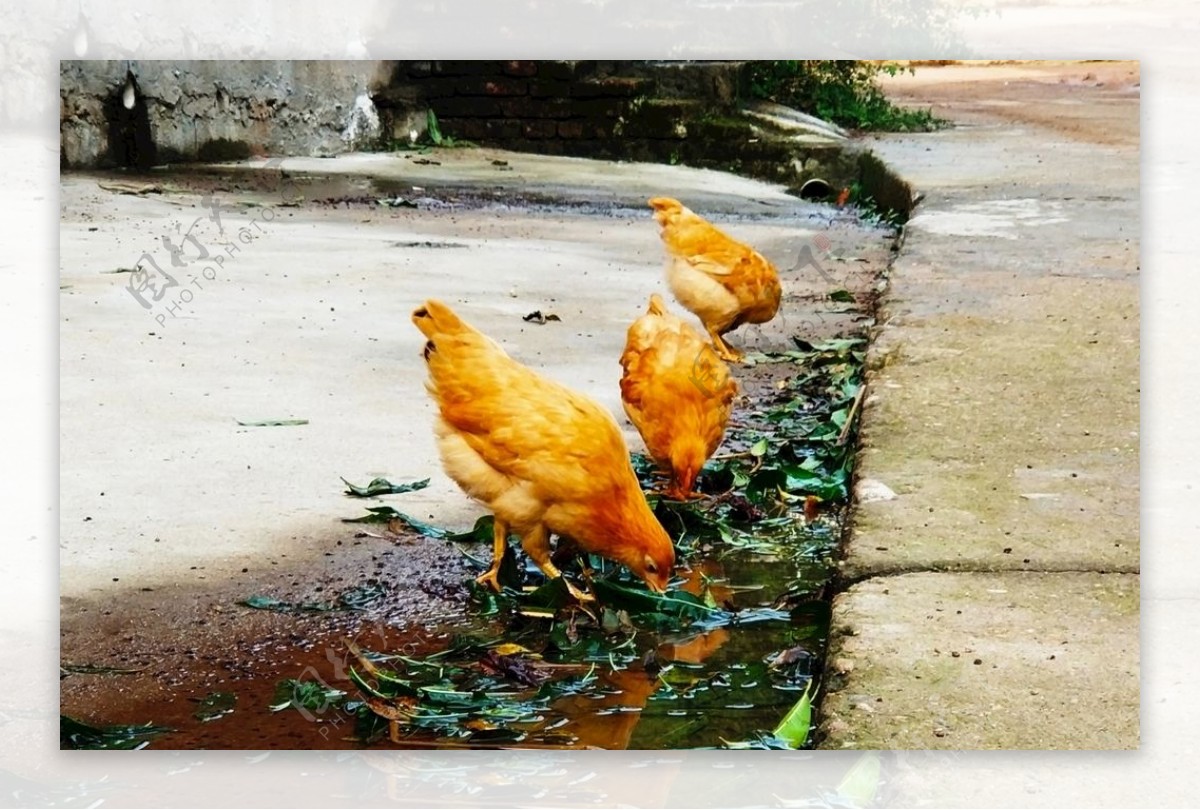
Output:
[
  {"xmin": 820, "ymin": 571, "xmax": 1139, "ymax": 750},
  {"xmin": 819, "ymin": 61, "xmax": 1140, "ymax": 750}
]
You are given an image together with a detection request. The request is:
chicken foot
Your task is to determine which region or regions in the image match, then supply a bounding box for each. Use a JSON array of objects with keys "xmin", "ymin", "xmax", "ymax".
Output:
[
  {"xmin": 522, "ymin": 524, "xmax": 595, "ymax": 603},
  {"xmin": 475, "ymin": 520, "xmax": 594, "ymax": 602},
  {"xmin": 473, "ymin": 516, "xmax": 511, "ymax": 593},
  {"xmin": 706, "ymin": 327, "xmax": 744, "ymax": 363}
]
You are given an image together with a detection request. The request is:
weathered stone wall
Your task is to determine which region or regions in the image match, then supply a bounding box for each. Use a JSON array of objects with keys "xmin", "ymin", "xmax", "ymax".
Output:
[
  {"xmin": 60, "ymin": 60, "xmax": 392, "ymax": 169},
  {"xmin": 58, "ymin": 60, "xmax": 907, "ymax": 220}
]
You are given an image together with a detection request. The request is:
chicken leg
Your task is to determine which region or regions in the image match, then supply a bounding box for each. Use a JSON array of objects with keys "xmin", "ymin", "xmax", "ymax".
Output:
[
  {"xmin": 706, "ymin": 327, "xmax": 743, "ymax": 363},
  {"xmin": 474, "ymin": 517, "xmax": 511, "ymax": 592},
  {"xmin": 521, "ymin": 524, "xmax": 595, "ymax": 602}
]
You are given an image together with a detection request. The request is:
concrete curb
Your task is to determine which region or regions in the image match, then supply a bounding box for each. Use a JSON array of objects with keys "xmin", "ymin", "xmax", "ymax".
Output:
[{"xmin": 817, "ymin": 64, "xmax": 1140, "ymax": 750}]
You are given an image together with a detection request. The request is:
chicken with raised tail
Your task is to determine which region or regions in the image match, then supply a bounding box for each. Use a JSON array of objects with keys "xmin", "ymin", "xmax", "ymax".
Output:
[
  {"xmin": 412, "ymin": 299, "xmax": 675, "ymax": 599},
  {"xmin": 648, "ymin": 196, "xmax": 782, "ymax": 362},
  {"xmin": 620, "ymin": 294, "xmax": 738, "ymax": 500}
]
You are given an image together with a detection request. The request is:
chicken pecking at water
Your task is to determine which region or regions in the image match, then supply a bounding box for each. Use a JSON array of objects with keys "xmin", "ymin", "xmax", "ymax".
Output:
[
  {"xmin": 412, "ymin": 299, "xmax": 676, "ymax": 600},
  {"xmin": 620, "ymin": 293, "xmax": 738, "ymax": 500}
]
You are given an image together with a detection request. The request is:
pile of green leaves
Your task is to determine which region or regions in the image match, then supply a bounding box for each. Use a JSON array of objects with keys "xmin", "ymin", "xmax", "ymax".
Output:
[
  {"xmin": 709, "ymin": 337, "xmax": 866, "ymax": 508},
  {"xmin": 281, "ymin": 638, "xmax": 601, "ymax": 746},
  {"xmin": 463, "ymin": 547, "xmax": 790, "ymax": 634},
  {"xmin": 318, "ymin": 335, "xmax": 868, "ymax": 749},
  {"xmin": 746, "ymin": 60, "xmax": 942, "ymax": 132}
]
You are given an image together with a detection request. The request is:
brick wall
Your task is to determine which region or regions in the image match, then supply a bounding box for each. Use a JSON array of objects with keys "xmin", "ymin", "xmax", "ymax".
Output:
[{"xmin": 374, "ymin": 60, "xmax": 744, "ymax": 160}]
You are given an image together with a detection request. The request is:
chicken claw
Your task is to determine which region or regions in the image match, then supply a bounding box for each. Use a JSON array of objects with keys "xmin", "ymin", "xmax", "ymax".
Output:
[
  {"xmin": 562, "ymin": 578, "xmax": 596, "ymax": 603},
  {"xmin": 707, "ymin": 329, "xmax": 744, "ymax": 363},
  {"xmin": 475, "ymin": 567, "xmax": 503, "ymax": 593}
]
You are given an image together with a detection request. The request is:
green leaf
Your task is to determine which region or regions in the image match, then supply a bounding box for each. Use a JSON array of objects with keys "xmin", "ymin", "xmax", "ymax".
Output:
[
  {"xmin": 828, "ymin": 289, "xmax": 855, "ymax": 303},
  {"xmin": 750, "ymin": 438, "xmax": 769, "ymax": 457},
  {"xmin": 271, "ymin": 678, "xmax": 346, "ymax": 713},
  {"xmin": 341, "ymin": 476, "xmax": 430, "ymax": 497},
  {"xmin": 426, "ymin": 109, "xmax": 443, "ymax": 146},
  {"xmin": 721, "ymin": 733, "xmax": 794, "ymax": 750},
  {"xmin": 238, "ymin": 594, "xmax": 338, "ymax": 613},
  {"xmin": 835, "ymin": 752, "xmax": 883, "ymax": 807},
  {"xmin": 238, "ymin": 595, "xmax": 290, "ymax": 611},
  {"xmin": 830, "ymin": 407, "xmax": 849, "ymax": 428},
  {"xmin": 193, "ymin": 691, "xmax": 237, "ymax": 723},
  {"xmin": 338, "ymin": 581, "xmax": 387, "ymax": 610},
  {"xmin": 523, "ymin": 577, "xmax": 573, "ymax": 611},
  {"xmin": 341, "ymin": 506, "xmax": 449, "ymax": 537},
  {"xmin": 235, "ymin": 418, "xmax": 308, "ymax": 427},
  {"xmin": 592, "ymin": 579, "xmax": 720, "ymax": 623},
  {"xmin": 446, "ymin": 515, "xmax": 496, "ymax": 543},
  {"xmin": 60, "ymin": 715, "xmax": 172, "ymax": 750},
  {"xmin": 772, "ymin": 680, "xmax": 814, "ymax": 748}
]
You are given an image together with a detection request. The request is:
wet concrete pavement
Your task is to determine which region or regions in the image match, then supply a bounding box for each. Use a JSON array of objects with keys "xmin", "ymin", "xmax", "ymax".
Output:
[
  {"xmin": 57, "ymin": 147, "xmax": 892, "ymax": 750},
  {"xmin": 818, "ymin": 62, "xmax": 1140, "ymax": 750},
  {"xmin": 59, "ymin": 151, "xmax": 884, "ymax": 600}
]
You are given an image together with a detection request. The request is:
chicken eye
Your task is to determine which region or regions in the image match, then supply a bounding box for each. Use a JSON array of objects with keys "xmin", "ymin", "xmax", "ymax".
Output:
[{"xmin": 646, "ymin": 561, "xmax": 658, "ymax": 574}]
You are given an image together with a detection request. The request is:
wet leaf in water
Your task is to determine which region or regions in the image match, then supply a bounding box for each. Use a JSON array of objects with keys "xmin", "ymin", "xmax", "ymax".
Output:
[
  {"xmin": 478, "ymin": 650, "xmax": 548, "ymax": 687},
  {"xmin": 338, "ymin": 581, "xmax": 387, "ymax": 610},
  {"xmin": 592, "ymin": 579, "xmax": 719, "ymax": 623},
  {"xmin": 836, "ymin": 751, "xmax": 883, "ymax": 806},
  {"xmin": 192, "ymin": 691, "xmax": 237, "ymax": 723},
  {"xmin": 720, "ymin": 732, "xmax": 794, "ymax": 750},
  {"xmin": 270, "ymin": 679, "xmax": 346, "ymax": 714},
  {"xmin": 341, "ymin": 476, "xmax": 430, "ymax": 497},
  {"xmin": 60, "ymin": 715, "xmax": 172, "ymax": 750},
  {"xmin": 772, "ymin": 680, "xmax": 814, "ymax": 748},
  {"xmin": 344, "ymin": 641, "xmax": 598, "ymax": 745},
  {"xmin": 238, "ymin": 594, "xmax": 337, "ymax": 613}
]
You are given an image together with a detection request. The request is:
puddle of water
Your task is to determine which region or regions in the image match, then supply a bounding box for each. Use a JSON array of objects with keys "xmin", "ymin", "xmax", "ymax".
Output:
[
  {"xmin": 62, "ymin": 171, "xmax": 876, "ymax": 750},
  {"xmin": 62, "ymin": 352, "xmax": 849, "ymax": 750}
]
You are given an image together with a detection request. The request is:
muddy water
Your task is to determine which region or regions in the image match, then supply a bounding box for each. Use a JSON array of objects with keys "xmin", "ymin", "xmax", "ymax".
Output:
[
  {"xmin": 60, "ymin": 560, "xmax": 829, "ymax": 750},
  {"xmin": 60, "ymin": 166, "xmax": 885, "ymax": 750},
  {"xmin": 60, "ymin": 369, "xmax": 839, "ymax": 751}
]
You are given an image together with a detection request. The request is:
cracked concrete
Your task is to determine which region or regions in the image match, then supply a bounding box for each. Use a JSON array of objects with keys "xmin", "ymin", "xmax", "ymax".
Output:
[{"xmin": 819, "ymin": 61, "xmax": 1140, "ymax": 750}]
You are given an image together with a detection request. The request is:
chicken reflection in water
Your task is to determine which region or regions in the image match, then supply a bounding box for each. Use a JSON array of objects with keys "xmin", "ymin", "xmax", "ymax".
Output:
[
  {"xmin": 552, "ymin": 561, "xmax": 735, "ymax": 749},
  {"xmin": 552, "ymin": 627, "xmax": 732, "ymax": 750}
]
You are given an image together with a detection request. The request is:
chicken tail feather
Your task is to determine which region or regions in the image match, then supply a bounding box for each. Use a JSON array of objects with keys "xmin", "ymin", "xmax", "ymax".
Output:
[{"xmin": 411, "ymin": 299, "xmax": 465, "ymax": 340}]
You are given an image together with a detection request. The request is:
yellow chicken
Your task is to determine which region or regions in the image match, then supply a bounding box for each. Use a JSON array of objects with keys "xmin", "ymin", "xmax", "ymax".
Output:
[
  {"xmin": 412, "ymin": 299, "xmax": 675, "ymax": 599},
  {"xmin": 620, "ymin": 294, "xmax": 738, "ymax": 500},
  {"xmin": 648, "ymin": 196, "xmax": 783, "ymax": 362}
]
